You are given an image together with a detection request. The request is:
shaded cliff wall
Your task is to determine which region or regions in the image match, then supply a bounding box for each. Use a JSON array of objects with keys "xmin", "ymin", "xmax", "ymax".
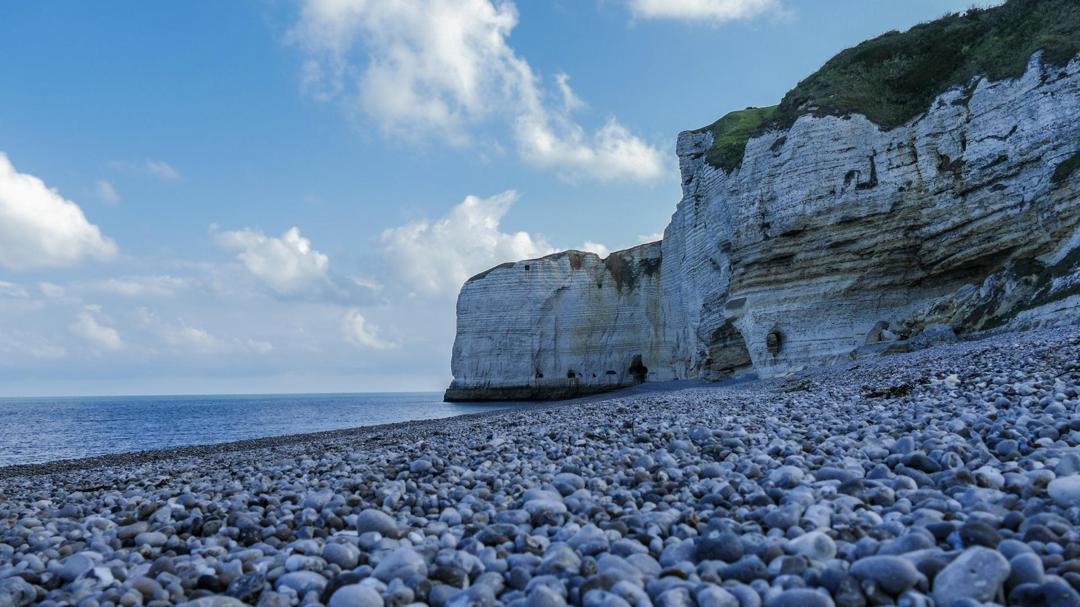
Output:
[{"xmin": 665, "ymin": 53, "xmax": 1080, "ymax": 377}]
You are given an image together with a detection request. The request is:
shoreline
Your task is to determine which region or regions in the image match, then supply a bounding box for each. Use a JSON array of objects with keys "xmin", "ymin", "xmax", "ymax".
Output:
[
  {"xmin": 0, "ymin": 398, "xmax": 558, "ymax": 482},
  {"xmin": 0, "ymin": 377, "xmax": 723, "ymax": 480},
  {"xmin": 2, "ymin": 326, "xmax": 1077, "ymax": 607}
]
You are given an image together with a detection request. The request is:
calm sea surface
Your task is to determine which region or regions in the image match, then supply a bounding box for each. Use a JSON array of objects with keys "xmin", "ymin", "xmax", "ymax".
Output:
[{"xmin": 0, "ymin": 392, "xmax": 529, "ymax": 467}]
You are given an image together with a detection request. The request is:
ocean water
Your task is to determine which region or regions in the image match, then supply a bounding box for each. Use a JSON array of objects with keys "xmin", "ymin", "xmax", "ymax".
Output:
[{"xmin": 0, "ymin": 392, "xmax": 528, "ymax": 467}]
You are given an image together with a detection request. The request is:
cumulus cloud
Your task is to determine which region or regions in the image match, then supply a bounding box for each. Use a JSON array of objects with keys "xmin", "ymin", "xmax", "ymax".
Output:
[
  {"xmin": 628, "ymin": 0, "xmax": 786, "ymax": 23},
  {"xmin": 69, "ymin": 308, "xmax": 124, "ymax": 351},
  {"xmin": 0, "ymin": 153, "xmax": 118, "ymax": 270},
  {"xmin": 343, "ymin": 308, "xmax": 396, "ymax": 349},
  {"xmin": 96, "ymin": 179, "xmax": 120, "ymax": 204},
  {"xmin": 215, "ymin": 226, "xmax": 330, "ymax": 295},
  {"xmin": 290, "ymin": 0, "xmax": 666, "ymax": 182},
  {"xmin": 381, "ymin": 190, "xmax": 554, "ymax": 296}
]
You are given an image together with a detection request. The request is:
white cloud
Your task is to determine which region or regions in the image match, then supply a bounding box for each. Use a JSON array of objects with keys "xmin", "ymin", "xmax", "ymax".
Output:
[
  {"xmin": 628, "ymin": 0, "xmax": 785, "ymax": 23},
  {"xmin": 215, "ymin": 226, "xmax": 330, "ymax": 295},
  {"xmin": 0, "ymin": 281, "xmax": 29, "ymax": 299},
  {"xmin": 39, "ymin": 282, "xmax": 66, "ymax": 298},
  {"xmin": 145, "ymin": 160, "xmax": 180, "ymax": 181},
  {"xmin": 555, "ymin": 73, "xmax": 585, "ymax": 113},
  {"xmin": 135, "ymin": 307, "xmax": 274, "ymax": 355},
  {"xmin": 351, "ymin": 276, "xmax": 383, "ymax": 292},
  {"xmin": 111, "ymin": 159, "xmax": 181, "ymax": 181},
  {"xmin": 69, "ymin": 309, "xmax": 124, "ymax": 351},
  {"xmin": 381, "ymin": 190, "xmax": 554, "ymax": 296},
  {"xmin": 290, "ymin": 0, "xmax": 666, "ymax": 182},
  {"xmin": 343, "ymin": 308, "xmax": 396, "ymax": 349},
  {"xmin": 579, "ymin": 241, "xmax": 610, "ymax": 257},
  {"xmin": 638, "ymin": 231, "xmax": 664, "ymax": 243},
  {"xmin": 0, "ymin": 153, "xmax": 118, "ymax": 270},
  {"xmin": 515, "ymin": 115, "xmax": 665, "ymax": 182},
  {"xmin": 23, "ymin": 342, "xmax": 67, "ymax": 359},
  {"xmin": 0, "ymin": 331, "xmax": 67, "ymax": 360},
  {"xmin": 96, "ymin": 179, "xmax": 120, "ymax": 204},
  {"xmin": 162, "ymin": 324, "xmax": 224, "ymax": 352},
  {"xmin": 92, "ymin": 275, "xmax": 190, "ymax": 297}
]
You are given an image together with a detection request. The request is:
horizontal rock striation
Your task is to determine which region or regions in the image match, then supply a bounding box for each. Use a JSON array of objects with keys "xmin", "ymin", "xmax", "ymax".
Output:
[
  {"xmin": 444, "ymin": 244, "xmax": 673, "ymax": 401},
  {"xmin": 448, "ymin": 53, "xmax": 1080, "ymax": 400},
  {"xmin": 674, "ymin": 52, "xmax": 1080, "ymax": 378}
]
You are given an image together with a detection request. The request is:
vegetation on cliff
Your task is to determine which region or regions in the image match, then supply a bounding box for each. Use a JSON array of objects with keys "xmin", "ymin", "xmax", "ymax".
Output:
[
  {"xmin": 700, "ymin": 106, "xmax": 777, "ymax": 175},
  {"xmin": 700, "ymin": 0, "xmax": 1080, "ymax": 172}
]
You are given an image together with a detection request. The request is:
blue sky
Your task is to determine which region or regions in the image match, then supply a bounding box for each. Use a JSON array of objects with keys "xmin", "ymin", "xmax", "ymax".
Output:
[{"xmin": 0, "ymin": 0, "xmax": 997, "ymax": 396}]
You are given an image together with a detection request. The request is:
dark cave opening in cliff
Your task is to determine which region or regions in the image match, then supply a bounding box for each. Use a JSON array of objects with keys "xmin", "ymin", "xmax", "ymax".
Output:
[
  {"xmin": 629, "ymin": 355, "xmax": 648, "ymax": 383},
  {"xmin": 705, "ymin": 321, "xmax": 753, "ymax": 380}
]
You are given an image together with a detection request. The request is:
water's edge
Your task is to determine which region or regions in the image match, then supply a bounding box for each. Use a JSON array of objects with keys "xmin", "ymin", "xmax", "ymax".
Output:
[
  {"xmin": 1, "ymin": 382, "xmax": 707, "ymax": 479},
  {"xmin": 0, "ymin": 401, "xmax": 548, "ymax": 480}
]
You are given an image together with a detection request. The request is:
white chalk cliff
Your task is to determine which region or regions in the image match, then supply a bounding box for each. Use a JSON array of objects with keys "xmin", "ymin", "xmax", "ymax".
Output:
[{"xmin": 446, "ymin": 52, "xmax": 1080, "ymax": 401}]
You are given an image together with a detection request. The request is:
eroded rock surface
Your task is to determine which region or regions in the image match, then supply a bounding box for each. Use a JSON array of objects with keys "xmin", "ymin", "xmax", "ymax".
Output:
[
  {"xmin": 445, "ymin": 244, "xmax": 669, "ymax": 401},
  {"xmin": 449, "ymin": 53, "xmax": 1080, "ymax": 400}
]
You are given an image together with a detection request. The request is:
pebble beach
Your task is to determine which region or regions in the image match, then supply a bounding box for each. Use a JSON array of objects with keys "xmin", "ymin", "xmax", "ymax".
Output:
[{"xmin": 2, "ymin": 327, "xmax": 1080, "ymax": 607}]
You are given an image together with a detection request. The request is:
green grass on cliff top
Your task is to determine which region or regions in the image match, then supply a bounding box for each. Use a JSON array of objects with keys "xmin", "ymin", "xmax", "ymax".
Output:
[
  {"xmin": 699, "ymin": 0, "xmax": 1080, "ymax": 172},
  {"xmin": 701, "ymin": 106, "xmax": 778, "ymax": 175}
]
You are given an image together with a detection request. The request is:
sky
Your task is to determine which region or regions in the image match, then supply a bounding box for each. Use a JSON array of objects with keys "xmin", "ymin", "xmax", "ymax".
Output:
[{"xmin": 0, "ymin": 0, "xmax": 1000, "ymax": 396}]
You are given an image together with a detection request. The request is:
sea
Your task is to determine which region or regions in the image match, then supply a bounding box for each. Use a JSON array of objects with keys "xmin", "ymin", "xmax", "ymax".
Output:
[{"xmin": 0, "ymin": 392, "xmax": 528, "ymax": 467}]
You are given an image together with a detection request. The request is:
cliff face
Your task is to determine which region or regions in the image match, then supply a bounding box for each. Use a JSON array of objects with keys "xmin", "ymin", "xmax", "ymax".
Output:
[
  {"xmin": 444, "ymin": 244, "xmax": 675, "ymax": 401},
  {"xmin": 671, "ymin": 52, "xmax": 1080, "ymax": 378},
  {"xmin": 447, "ymin": 53, "xmax": 1080, "ymax": 401}
]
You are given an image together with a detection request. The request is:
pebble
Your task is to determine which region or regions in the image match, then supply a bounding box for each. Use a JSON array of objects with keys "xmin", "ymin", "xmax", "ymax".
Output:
[
  {"xmin": 767, "ymin": 588, "xmax": 835, "ymax": 607},
  {"xmin": 355, "ymin": 508, "xmax": 401, "ymax": 538},
  {"xmin": 0, "ymin": 577, "xmax": 36, "ymax": 607},
  {"xmin": 134, "ymin": 530, "xmax": 168, "ymax": 547},
  {"xmin": 276, "ymin": 570, "xmax": 327, "ymax": 593},
  {"xmin": 0, "ymin": 328, "xmax": 1077, "ymax": 607},
  {"xmin": 329, "ymin": 584, "xmax": 384, "ymax": 607},
  {"xmin": 1007, "ymin": 552, "xmax": 1045, "ymax": 589},
  {"xmin": 59, "ymin": 553, "xmax": 95, "ymax": 582},
  {"xmin": 697, "ymin": 585, "xmax": 740, "ymax": 607},
  {"xmin": 1048, "ymin": 475, "xmax": 1080, "ymax": 508},
  {"xmin": 932, "ymin": 547, "xmax": 1011, "ymax": 605},
  {"xmin": 372, "ymin": 547, "xmax": 427, "ymax": 582},
  {"xmin": 323, "ymin": 542, "xmax": 360, "ymax": 569},
  {"xmin": 787, "ymin": 531, "xmax": 836, "ymax": 562},
  {"xmin": 409, "ymin": 458, "xmax": 433, "ymax": 474},
  {"xmin": 851, "ymin": 555, "xmax": 923, "ymax": 594},
  {"xmin": 697, "ymin": 530, "xmax": 743, "ymax": 563}
]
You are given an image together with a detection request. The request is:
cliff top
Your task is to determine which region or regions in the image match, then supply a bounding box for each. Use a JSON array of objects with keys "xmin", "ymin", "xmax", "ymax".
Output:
[
  {"xmin": 464, "ymin": 241, "xmax": 662, "ymax": 285},
  {"xmin": 698, "ymin": 0, "xmax": 1080, "ymax": 172}
]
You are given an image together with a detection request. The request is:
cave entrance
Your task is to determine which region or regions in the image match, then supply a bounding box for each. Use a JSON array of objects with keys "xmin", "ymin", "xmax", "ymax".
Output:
[
  {"xmin": 703, "ymin": 320, "xmax": 752, "ymax": 380},
  {"xmin": 628, "ymin": 355, "xmax": 648, "ymax": 383}
]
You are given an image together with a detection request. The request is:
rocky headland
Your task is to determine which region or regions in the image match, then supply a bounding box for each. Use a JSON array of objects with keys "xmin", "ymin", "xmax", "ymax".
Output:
[
  {"xmin": 2, "ymin": 327, "xmax": 1080, "ymax": 606},
  {"xmin": 446, "ymin": 0, "xmax": 1080, "ymax": 401},
  {"xmin": 4, "ymin": 4, "xmax": 1080, "ymax": 607}
]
